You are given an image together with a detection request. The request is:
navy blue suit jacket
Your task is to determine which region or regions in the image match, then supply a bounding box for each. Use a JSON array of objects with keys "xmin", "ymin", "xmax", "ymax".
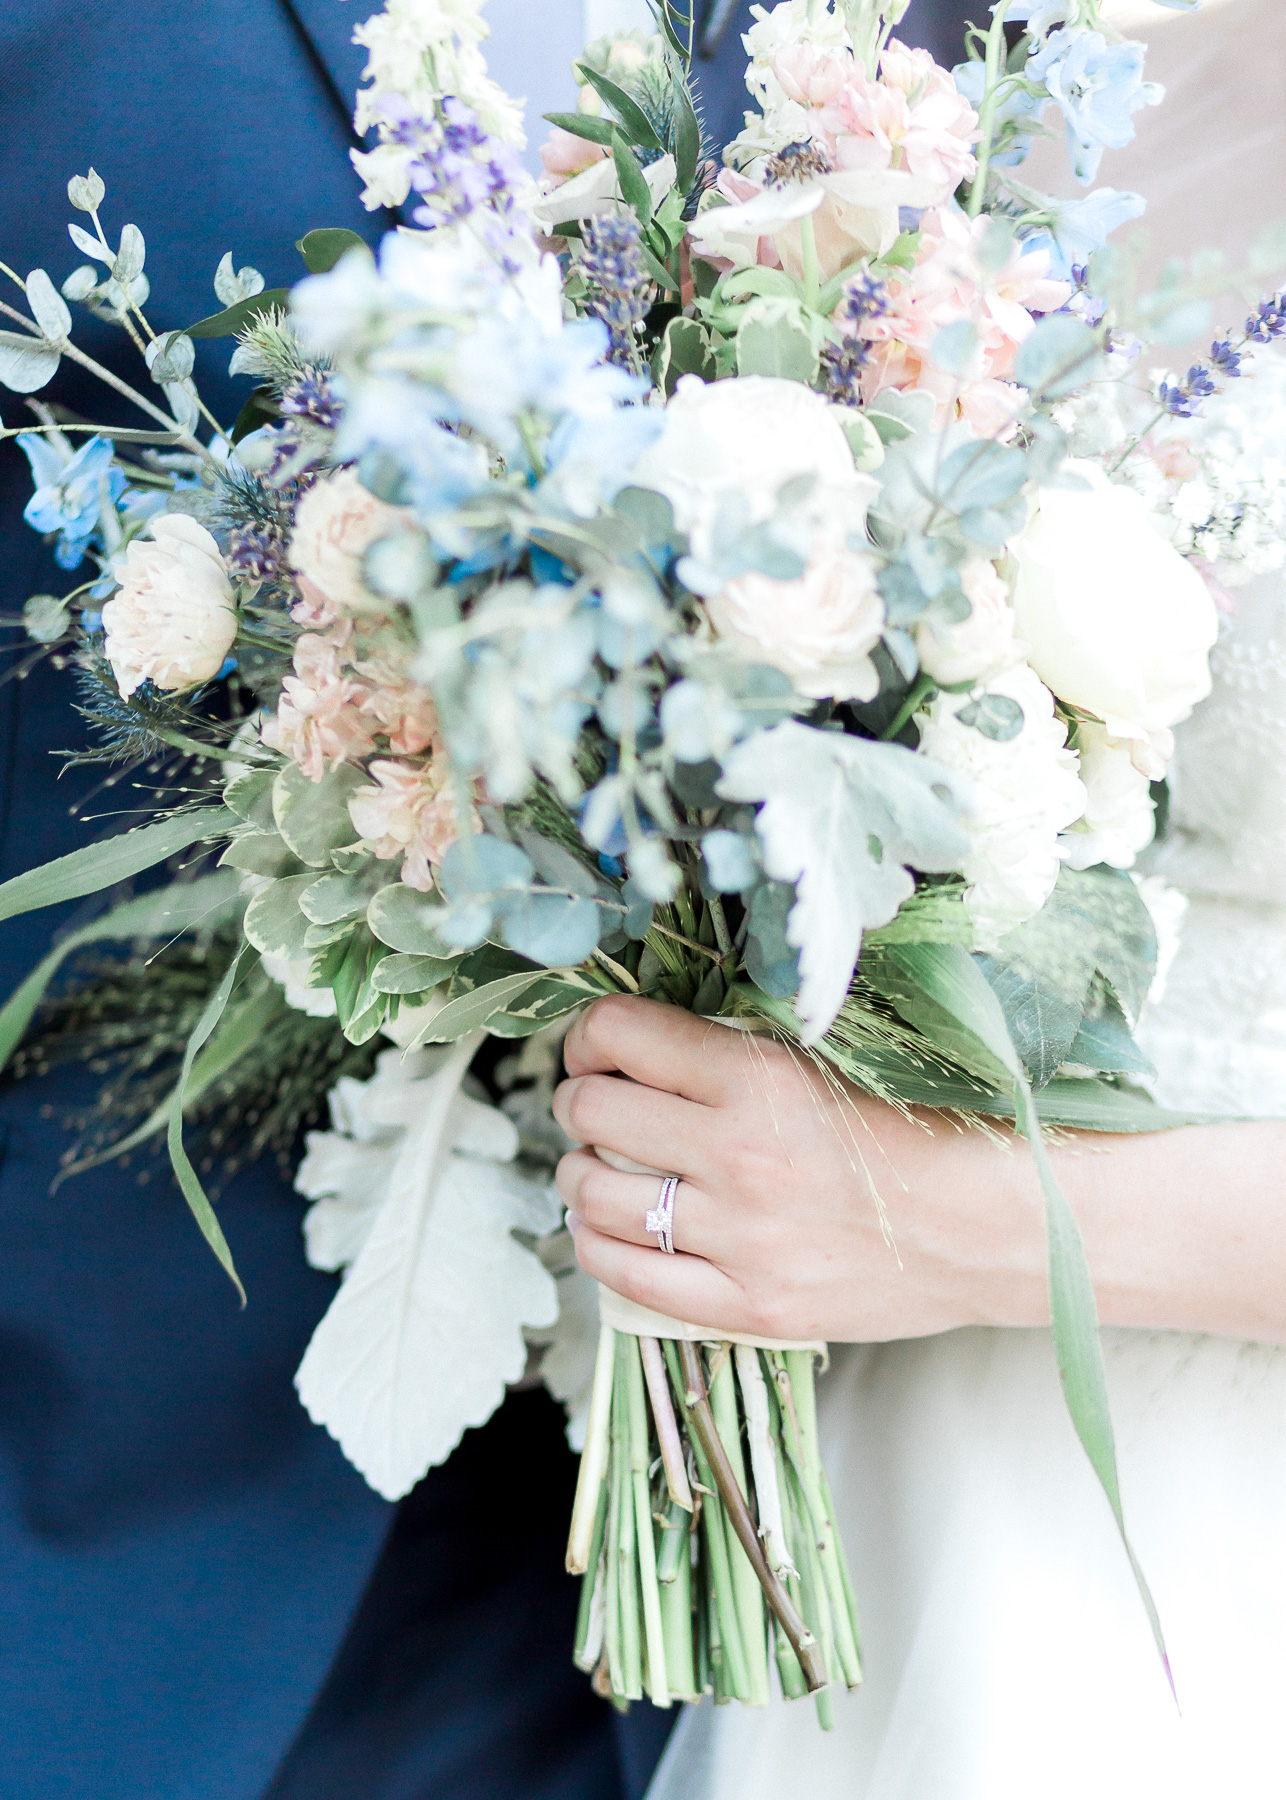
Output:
[
  {"xmin": 0, "ymin": 5, "xmax": 971, "ymax": 1794},
  {"xmin": 0, "ymin": 8, "xmax": 626, "ymax": 1798}
]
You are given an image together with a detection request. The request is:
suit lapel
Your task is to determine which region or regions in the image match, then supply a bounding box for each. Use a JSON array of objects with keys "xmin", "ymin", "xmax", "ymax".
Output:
[{"xmin": 277, "ymin": 0, "xmax": 369, "ymax": 127}]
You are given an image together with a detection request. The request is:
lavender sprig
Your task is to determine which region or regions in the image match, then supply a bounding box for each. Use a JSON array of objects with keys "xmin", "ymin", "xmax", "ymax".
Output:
[
  {"xmin": 380, "ymin": 94, "xmax": 529, "ymax": 274},
  {"xmin": 581, "ymin": 210, "xmax": 651, "ymax": 372},
  {"xmin": 1158, "ymin": 286, "xmax": 1286, "ymax": 418},
  {"xmin": 819, "ymin": 273, "xmax": 888, "ymax": 406}
]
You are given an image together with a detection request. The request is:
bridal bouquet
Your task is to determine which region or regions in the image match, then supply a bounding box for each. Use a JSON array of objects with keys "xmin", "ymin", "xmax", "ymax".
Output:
[{"xmin": 0, "ymin": 0, "xmax": 1275, "ymax": 1720}]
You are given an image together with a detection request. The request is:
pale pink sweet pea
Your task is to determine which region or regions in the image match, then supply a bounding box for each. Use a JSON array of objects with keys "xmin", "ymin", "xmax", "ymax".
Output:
[
  {"xmin": 852, "ymin": 206, "xmax": 1071, "ymax": 430},
  {"xmin": 347, "ymin": 757, "xmax": 468, "ymax": 891},
  {"xmin": 773, "ymin": 44, "xmax": 855, "ymax": 110}
]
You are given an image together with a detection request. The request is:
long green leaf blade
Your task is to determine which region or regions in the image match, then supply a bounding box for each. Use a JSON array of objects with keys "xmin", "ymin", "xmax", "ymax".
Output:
[
  {"xmin": 0, "ymin": 871, "xmax": 242, "ymax": 1072},
  {"xmin": 1013, "ymin": 1082, "xmax": 1173, "ymax": 1691},
  {"xmin": 0, "ymin": 807, "xmax": 233, "ymax": 927},
  {"xmin": 167, "ymin": 941, "xmax": 249, "ymax": 1302},
  {"xmin": 877, "ymin": 943, "xmax": 1171, "ymax": 1682}
]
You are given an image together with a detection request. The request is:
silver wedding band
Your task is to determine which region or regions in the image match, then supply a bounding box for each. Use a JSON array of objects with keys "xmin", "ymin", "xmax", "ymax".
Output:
[{"xmin": 645, "ymin": 1175, "xmax": 678, "ymax": 1255}]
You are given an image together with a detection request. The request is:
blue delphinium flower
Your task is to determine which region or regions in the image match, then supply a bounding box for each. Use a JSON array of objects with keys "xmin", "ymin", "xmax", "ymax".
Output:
[
  {"xmin": 16, "ymin": 432, "xmax": 125, "ymax": 569},
  {"xmin": 1039, "ymin": 186, "xmax": 1147, "ymax": 278},
  {"xmin": 1027, "ymin": 29, "xmax": 1161, "ymax": 184},
  {"xmin": 952, "ymin": 58, "xmax": 1044, "ymax": 167}
]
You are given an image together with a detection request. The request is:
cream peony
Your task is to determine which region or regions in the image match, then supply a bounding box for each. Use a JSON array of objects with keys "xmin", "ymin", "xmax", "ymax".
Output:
[
  {"xmin": 103, "ymin": 512, "xmax": 237, "ymax": 699},
  {"xmin": 916, "ymin": 662, "xmax": 1087, "ymax": 950},
  {"xmin": 915, "ymin": 559, "xmax": 1019, "ymax": 687},
  {"xmin": 628, "ymin": 374, "xmax": 874, "ymax": 563},
  {"xmin": 1012, "ymin": 461, "xmax": 1219, "ymax": 756},
  {"xmin": 707, "ymin": 548, "xmax": 883, "ymax": 700},
  {"xmin": 1059, "ymin": 722, "xmax": 1156, "ymax": 871},
  {"xmin": 288, "ymin": 466, "xmax": 407, "ymax": 620}
]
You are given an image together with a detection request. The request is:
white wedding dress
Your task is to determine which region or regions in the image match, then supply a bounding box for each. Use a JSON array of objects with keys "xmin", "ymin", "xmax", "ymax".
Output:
[
  {"xmin": 647, "ymin": 569, "xmax": 1286, "ymax": 1800},
  {"xmin": 646, "ymin": 10, "xmax": 1286, "ymax": 1791}
]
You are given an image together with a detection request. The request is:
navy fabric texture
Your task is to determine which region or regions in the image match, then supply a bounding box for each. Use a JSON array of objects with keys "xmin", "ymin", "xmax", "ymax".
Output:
[{"xmin": 0, "ymin": 6, "xmax": 622, "ymax": 1798}]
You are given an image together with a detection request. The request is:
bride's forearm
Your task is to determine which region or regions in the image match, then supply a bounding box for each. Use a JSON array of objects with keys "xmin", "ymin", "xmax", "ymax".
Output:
[{"xmin": 1054, "ymin": 1122, "xmax": 1286, "ymax": 1347}]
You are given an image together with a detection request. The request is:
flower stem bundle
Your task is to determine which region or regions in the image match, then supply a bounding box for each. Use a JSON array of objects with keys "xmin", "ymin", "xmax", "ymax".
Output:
[{"xmin": 568, "ymin": 1326, "xmax": 861, "ymax": 1720}]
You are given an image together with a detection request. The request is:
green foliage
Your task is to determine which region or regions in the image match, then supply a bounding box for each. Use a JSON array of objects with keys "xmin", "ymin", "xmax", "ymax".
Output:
[
  {"xmin": 977, "ymin": 866, "xmax": 1157, "ymax": 1088},
  {"xmin": 295, "ymin": 227, "xmax": 366, "ymax": 273}
]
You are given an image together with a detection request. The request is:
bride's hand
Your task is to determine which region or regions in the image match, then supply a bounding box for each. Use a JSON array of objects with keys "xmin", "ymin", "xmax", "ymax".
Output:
[{"xmin": 551, "ymin": 994, "xmax": 1054, "ymax": 1343}]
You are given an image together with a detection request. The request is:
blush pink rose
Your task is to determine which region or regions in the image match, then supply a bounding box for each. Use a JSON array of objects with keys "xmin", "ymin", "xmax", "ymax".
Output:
[{"xmin": 538, "ymin": 125, "xmax": 609, "ymax": 181}]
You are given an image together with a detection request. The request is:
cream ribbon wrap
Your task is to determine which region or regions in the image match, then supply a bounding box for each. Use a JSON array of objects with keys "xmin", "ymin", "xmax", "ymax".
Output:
[{"xmin": 592, "ymin": 1017, "xmax": 825, "ymax": 1356}]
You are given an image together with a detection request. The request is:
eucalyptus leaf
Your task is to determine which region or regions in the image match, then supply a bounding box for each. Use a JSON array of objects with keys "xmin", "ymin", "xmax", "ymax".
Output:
[
  {"xmin": 931, "ymin": 319, "xmax": 979, "ymax": 375},
  {"xmin": 67, "ymin": 169, "xmax": 105, "ymax": 212},
  {"xmin": 955, "ymin": 692, "xmax": 1025, "ymax": 742},
  {"xmin": 0, "ymin": 330, "xmax": 61, "ymax": 393},
  {"xmin": 499, "ymin": 892, "xmax": 601, "ymax": 967},
  {"xmin": 25, "ymin": 269, "xmax": 71, "ymax": 344},
  {"xmin": 1014, "ymin": 314, "xmax": 1099, "ymax": 399},
  {"xmin": 112, "ymin": 222, "xmax": 146, "ymax": 285}
]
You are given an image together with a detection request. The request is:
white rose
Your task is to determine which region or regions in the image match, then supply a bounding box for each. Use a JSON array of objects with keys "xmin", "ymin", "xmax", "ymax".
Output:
[
  {"xmin": 1059, "ymin": 722, "xmax": 1156, "ymax": 871},
  {"xmin": 707, "ymin": 547, "xmax": 883, "ymax": 700},
  {"xmin": 1012, "ymin": 460, "xmax": 1218, "ymax": 755},
  {"xmin": 916, "ymin": 559, "xmax": 1020, "ymax": 687},
  {"xmin": 916, "ymin": 662, "xmax": 1087, "ymax": 951},
  {"xmin": 102, "ymin": 512, "xmax": 237, "ymax": 699},
  {"xmin": 628, "ymin": 374, "xmax": 875, "ymax": 563}
]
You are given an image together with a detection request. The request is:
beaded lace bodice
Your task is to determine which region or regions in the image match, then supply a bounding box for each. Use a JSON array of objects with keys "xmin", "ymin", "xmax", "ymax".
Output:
[{"xmin": 1139, "ymin": 574, "xmax": 1286, "ymax": 1116}]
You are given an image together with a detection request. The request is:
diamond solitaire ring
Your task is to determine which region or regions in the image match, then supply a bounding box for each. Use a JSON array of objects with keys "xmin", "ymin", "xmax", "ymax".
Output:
[{"xmin": 644, "ymin": 1175, "xmax": 678, "ymax": 1255}]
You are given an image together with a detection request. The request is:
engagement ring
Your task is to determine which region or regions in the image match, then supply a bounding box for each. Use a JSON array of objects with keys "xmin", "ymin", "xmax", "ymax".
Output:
[{"xmin": 645, "ymin": 1175, "xmax": 678, "ymax": 1255}]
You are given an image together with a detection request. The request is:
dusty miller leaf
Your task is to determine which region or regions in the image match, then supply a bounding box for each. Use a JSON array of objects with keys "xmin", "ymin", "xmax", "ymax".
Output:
[
  {"xmin": 294, "ymin": 1039, "xmax": 558, "ymax": 1498},
  {"xmin": 717, "ymin": 722, "xmax": 971, "ymax": 1041}
]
